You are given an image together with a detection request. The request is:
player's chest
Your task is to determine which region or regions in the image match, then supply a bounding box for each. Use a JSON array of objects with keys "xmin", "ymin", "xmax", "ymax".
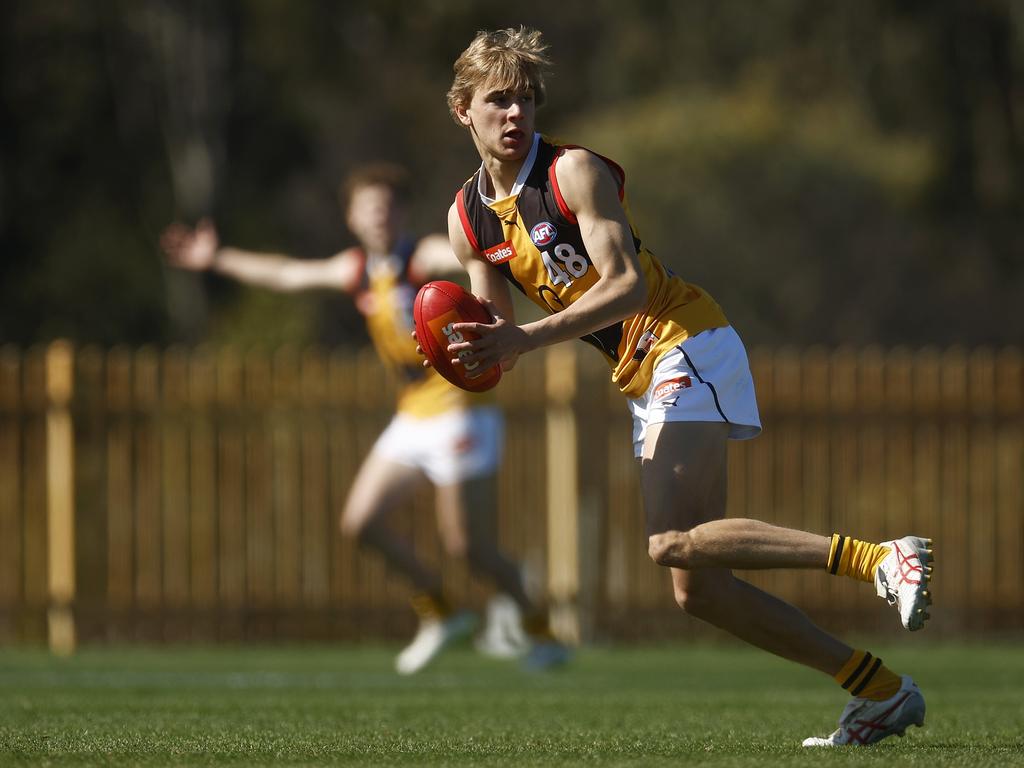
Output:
[
  {"xmin": 483, "ymin": 200, "xmax": 598, "ymax": 313},
  {"xmin": 356, "ymin": 266, "xmax": 416, "ymax": 325}
]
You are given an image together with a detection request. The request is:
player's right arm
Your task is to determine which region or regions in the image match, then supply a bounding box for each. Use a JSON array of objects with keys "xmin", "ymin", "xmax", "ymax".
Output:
[
  {"xmin": 446, "ymin": 202, "xmax": 520, "ymax": 372},
  {"xmin": 161, "ymin": 218, "xmax": 361, "ymax": 293}
]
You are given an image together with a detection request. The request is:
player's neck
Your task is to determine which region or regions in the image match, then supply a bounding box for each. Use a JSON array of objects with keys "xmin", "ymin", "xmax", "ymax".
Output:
[{"xmin": 480, "ymin": 156, "xmax": 524, "ymax": 200}]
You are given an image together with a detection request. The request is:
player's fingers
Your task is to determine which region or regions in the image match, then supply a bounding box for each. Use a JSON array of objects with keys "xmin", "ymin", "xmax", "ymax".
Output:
[
  {"xmin": 446, "ymin": 339, "xmax": 476, "ymax": 355},
  {"xmin": 459, "ymin": 357, "xmax": 494, "ymax": 378},
  {"xmin": 450, "ymin": 321, "xmax": 487, "ymax": 336},
  {"xmin": 453, "ymin": 343, "xmax": 500, "ymax": 371}
]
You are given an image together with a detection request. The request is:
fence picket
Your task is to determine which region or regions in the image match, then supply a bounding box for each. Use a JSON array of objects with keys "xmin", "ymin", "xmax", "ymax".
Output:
[{"xmin": 0, "ymin": 344, "xmax": 1020, "ymax": 643}]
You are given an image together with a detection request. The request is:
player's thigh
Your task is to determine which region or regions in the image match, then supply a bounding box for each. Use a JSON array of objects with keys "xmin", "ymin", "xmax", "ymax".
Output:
[
  {"xmin": 341, "ymin": 450, "xmax": 424, "ymax": 534},
  {"xmin": 641, "ymin": 420, "xmax": 730, "ymax": 537},
  {"xmin": 426, "ymin": 407, "xmax": 503, "ymax": 553},
  {"xmin": 434, "ymin": 471, "xmax": 500, "ymax": 556}
]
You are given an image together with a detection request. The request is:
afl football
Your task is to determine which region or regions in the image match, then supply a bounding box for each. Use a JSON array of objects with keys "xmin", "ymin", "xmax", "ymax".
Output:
[{"xmin": 413, "ymin": 280, "xmax": 502, "ymax": 392}]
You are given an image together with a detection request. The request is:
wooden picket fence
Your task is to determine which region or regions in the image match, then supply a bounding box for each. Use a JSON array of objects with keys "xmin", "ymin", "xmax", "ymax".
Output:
[{"xmin": 0, "ymin": 342, "xmax": 1021, "ymax": 650}]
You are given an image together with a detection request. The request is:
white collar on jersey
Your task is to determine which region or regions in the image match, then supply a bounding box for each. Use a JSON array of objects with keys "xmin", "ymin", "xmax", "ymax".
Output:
[{"xmin": 476, "ymin": 132, "xmax": 541, "ymax": 205}]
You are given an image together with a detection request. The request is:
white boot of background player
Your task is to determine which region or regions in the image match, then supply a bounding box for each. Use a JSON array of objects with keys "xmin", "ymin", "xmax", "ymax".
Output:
[
  {"xmin": 475, "ymin": 594, "xmax": 530, "ymax": 658},
  {"xmin": 395, "ymin": 610, "xmax": 478, "ymax": 675}
]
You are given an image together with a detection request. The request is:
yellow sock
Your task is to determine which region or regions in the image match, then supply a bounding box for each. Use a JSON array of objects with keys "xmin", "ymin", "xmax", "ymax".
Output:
[
  {"xmin": 409, "ymin": 592, "xmax": 452, "ymax": 621},
  {"xmin": 834, "ymin": 649, "xmax": 902, "ymax": 700},
  {"xmin": 827, "ymin": 534, "xmax": 890, "ymax": 583}
]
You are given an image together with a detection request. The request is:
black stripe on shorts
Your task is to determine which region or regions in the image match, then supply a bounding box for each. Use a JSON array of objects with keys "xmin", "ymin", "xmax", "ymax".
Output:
[{"xmin": 677, "ymin": 345, "xmax": 728, "ymax": 423}]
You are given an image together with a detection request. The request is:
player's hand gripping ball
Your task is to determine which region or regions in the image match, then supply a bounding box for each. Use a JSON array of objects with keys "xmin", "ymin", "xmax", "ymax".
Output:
[{"xmin": 413, "ymin": 280, "xmax": 502, "ymax": 392}]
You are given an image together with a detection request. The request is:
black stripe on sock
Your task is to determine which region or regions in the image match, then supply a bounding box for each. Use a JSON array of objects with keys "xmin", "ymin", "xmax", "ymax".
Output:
[
  {"xmin": 851, "ymin": 657, "xmax": 883, "ymax": 696},
  {"xmin": 677, "ymin": 345, "xmax": 728, "ymax": 423},
  {"xmin": 841, "ymin": 652, "xmax": 873, "ymax": 690},
  {"xmin": 829, "ymin": 535, "xmax": 847, "ymax": 576}
]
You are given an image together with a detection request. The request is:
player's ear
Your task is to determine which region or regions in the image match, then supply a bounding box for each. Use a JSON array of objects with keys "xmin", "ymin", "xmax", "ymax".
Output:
[{"xmin": 455, "ymin": 102, "xmax": 472, "ymax": 127}]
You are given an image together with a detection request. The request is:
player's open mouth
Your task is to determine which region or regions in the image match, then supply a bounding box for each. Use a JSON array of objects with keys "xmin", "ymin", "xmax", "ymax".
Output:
[{"xmin": 501, "ymin": 129, "xmax": 525, "ymax": 145}]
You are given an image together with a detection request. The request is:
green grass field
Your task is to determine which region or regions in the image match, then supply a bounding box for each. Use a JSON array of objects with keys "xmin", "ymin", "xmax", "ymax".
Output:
[{"xmin": 1, "ymin": 642, "xmax": 1021, "ymax": 766}]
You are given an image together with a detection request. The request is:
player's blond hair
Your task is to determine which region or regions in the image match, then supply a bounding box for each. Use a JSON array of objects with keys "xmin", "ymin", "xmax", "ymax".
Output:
[{"xmin": 446, "ymin": 27, "xmax": 551, "ymax": 126}]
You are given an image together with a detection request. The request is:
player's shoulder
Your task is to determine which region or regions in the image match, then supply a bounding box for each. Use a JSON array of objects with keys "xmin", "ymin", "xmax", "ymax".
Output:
[
  {"xmin": 553, "ymin": 144, "xmax": 600, "ymax": 170},
  {"xmin": 551, "ymin": 145, "xmax": 623, "ymax": 211},
  {"xmin": 553, "ymin": 144, "xmax": 620, "ymax": 187}
]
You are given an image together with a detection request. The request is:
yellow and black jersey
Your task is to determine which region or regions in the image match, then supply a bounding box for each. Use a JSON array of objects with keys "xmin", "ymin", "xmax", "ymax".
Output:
[
  {"xmin": 455, "ymin": 134, "xmax": 728, "ymax": 399},
  {"xmin": 345, "ymin": 241, "xmax": 481, "ymax": 417}
]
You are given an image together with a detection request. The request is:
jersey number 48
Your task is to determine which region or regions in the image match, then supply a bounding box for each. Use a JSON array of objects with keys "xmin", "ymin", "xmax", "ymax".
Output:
[{"xmin": 541, "ymin": 243, "xmax": 588, "ymax": 288}]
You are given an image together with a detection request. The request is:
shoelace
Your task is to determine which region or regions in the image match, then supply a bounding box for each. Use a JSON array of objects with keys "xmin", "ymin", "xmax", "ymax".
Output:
[{"xmin": 876, "ymin": 569, "xmax": 900, "ymax": 605}]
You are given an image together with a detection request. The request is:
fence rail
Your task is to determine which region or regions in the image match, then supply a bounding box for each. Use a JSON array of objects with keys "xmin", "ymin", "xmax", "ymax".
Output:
[{"xmin": 0, "ymin": 342, "xmax": 1021, "ymax": 648}]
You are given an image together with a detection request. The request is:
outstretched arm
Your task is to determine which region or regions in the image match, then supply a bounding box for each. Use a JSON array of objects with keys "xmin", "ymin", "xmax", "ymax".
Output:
[
  {"xmin": 408, "ymin": 232, "xmax": 463, "ymax": 280},
  {"xmin": 161, "ymin": 218, "xmax": 361, "ymax": 293},
  {"xmin": 446, "ymin": 149, "xmax": 647, "ymax": 372}
]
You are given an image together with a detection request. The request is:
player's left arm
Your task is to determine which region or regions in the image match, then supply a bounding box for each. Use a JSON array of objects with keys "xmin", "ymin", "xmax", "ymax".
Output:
[{"xmin": 448, "ymin": 149, "xmax": 647, "ymax": 370}]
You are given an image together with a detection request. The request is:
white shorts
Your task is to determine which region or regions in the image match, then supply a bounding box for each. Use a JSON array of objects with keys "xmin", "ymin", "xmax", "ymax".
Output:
[
  {"xmin": 627, "ymin": 326, "xmax": 762, "ymax": 457},
  {"xmin": 372, "ymin": 406, "xmax": 503, "ymax": 485}
]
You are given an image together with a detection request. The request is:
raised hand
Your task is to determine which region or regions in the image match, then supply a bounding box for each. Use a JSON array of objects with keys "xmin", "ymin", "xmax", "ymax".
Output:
[{"xmin": 160, "ymin": 217, "xmax": 219, "ymax": 271}]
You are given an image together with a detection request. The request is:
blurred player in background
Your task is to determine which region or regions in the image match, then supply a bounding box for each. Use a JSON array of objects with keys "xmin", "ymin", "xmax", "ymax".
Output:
[
  {"xmin": 438, "ymin": 27, "xmax": 934, "ymax": 745},
  {"xmin": 162, "ymin": 163, "xmax": 566, "ymax": 672}
]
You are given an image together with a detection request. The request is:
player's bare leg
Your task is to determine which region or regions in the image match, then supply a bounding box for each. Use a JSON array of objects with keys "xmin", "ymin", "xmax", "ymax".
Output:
[
  {"xmin": 642, "ymin": 421, "xmax": 849, "ymax": 674},
  {"xmin": 643, "ymin": 424, "xmax": 831, "ymax": 571},
  {"xmin": 642, "ymin": 420, "xmax": 926, "ymax": 744},
  {"xmin": 436, "ymin": 474, "xmax": 568, "ymax": 668},
  {"xmin": 340, "ymin": 452, "xmax": 474, "ymax": 674},
  {"xmin": 435, "ymin": 473, "xmax": 531, "ymax": 607},
  {"xmin": 340, "ymin": 452, "xmax": 440, "ymax": 595}
]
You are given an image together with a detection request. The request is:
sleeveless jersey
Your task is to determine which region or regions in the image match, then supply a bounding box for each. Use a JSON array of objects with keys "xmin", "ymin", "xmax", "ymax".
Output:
[
  {"xmin": 454, "ymin": 134, "xmax": 728, "ymax": 399},
  {"xmin": 346, "ymin": 241, "xmax": 484, "ymax": 417}
]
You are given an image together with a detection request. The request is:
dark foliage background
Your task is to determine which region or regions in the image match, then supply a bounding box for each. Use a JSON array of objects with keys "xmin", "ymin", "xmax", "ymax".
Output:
[{"xmin": 2, "ymin": 1, "xmax": 1021, "ymax": 349}]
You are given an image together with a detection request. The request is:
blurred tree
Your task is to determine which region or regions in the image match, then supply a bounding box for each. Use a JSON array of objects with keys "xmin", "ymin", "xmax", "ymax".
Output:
[{"xmin": 0, "ymin": 0, "xmax": 1020, "ymax": 348}]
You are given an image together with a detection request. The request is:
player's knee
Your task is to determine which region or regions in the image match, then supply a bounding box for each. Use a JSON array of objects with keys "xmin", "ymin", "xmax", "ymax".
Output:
[
  {"xmin": 648, "ymin": 531, "xmax": 695, "ymax": 569},
  {"xmin": 672, "ymin": 578, "xmax": 719, "ymax": 619}
]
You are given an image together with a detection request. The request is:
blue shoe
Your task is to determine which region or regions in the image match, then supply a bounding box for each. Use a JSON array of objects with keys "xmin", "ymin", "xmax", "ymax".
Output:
[{"xmin": 522, "ymin": 640, "xmax": 571, "ymax": 671}]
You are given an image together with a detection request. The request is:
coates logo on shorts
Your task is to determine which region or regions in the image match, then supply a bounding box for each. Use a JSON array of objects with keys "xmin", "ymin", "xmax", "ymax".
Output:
[
  {"xmin": 530, "ymin": 221, "xmax": 557, "ymax": 247},
  {"xmin": 484, "ymin": 240, "xmax": 516, "ymax": 264},
  {"xmin": 653, "ymin": 375, "xmax": 693, "ymax": 401}
]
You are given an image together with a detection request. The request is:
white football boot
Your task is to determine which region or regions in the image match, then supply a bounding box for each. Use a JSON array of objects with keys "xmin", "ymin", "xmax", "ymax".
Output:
[
  {"xmin": 875, "ymin": 536, "xmax": 934, "ymax": 630},
  {"xmin": 803, "ymin": 675, "xmax": 925, "ymax": 746},
  {"xmin": 475, "ymin": 594, "xmax": 530, "ymax": 659},
  {"xmin": 394, "ymin": 611, "xmax": 477, "ymax": 675}
]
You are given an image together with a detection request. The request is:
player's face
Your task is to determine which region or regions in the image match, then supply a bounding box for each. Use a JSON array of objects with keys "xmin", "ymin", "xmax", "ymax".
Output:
[
  {"xmin": 459, "ymin": 81, "xmax": 536, "ymax": 162},
  {"xmin": 346, "ymin": 184, "xmax": 402, "ymax": 254}
]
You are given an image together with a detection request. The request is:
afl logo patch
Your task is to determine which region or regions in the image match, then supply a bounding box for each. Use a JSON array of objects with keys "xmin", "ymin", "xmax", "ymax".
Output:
[{"xmin": 530, "ymin": 221, "xmax": 557, "ymax": 247}]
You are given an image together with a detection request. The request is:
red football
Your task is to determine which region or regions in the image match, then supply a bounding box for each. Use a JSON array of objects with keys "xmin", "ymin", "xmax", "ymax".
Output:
[{"xmin": 413, "ymin": 280, "xmax": 502, "ymax": 393}]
